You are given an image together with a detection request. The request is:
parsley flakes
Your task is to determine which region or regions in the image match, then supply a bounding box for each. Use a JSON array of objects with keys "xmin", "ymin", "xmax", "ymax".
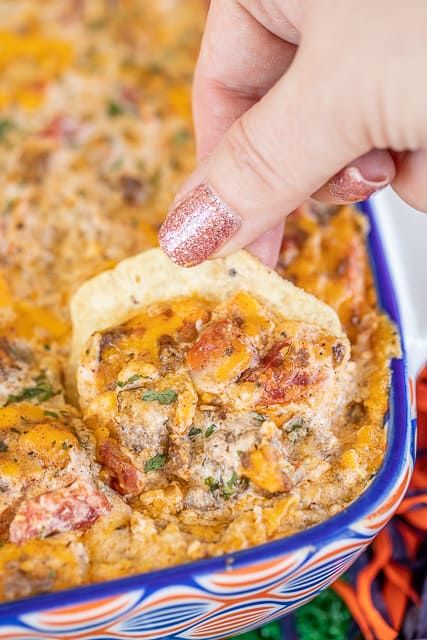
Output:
[
  {"xmin": 142, "ymin": 389, "xmax": 177, "ymax": 405},
  {"xmin": 144, "ymin": 453, "xmax": 166, "ymax": 472},
  {"xmin": 117, "ymin": 374, "xmax": 143, "ymax": 388},
  {"xmin": 5, "ymin": 373, "xmax": 55, "ymax": 406},
  {"xmin": 221, "ymin": 472, "xmax": 240, "ymax": 500},
  {"xmin": 106, "ymin": 100, "xmax": 125, "ymax": 117},
  {"xmin": 44, "ymin": 410, "xmax": 59, "ymax": 419},
  {"xmin": 286, "ymin": 416, "xmax": 308, "ymax": 443},
  {"xmin": 204, "ymin": 476, "xmax": 219, "ymax": 492},
  {"xmin": 251, "ymin": 412, "xmax": 266, "ymax": 423},
  {"xmin": 172, "ymin": 129, "xmax": 191, "ymax": 145},
  {"xmin": 205, "ymin": 424, "xmax": 217, "ymax": 438},
  {"xmin": 0, "ymin": 119, "xmax": 14, "ymax": 142},
  {"xmin": 204, "ymin": 472, "xmax": 242, "ymax": 499}
]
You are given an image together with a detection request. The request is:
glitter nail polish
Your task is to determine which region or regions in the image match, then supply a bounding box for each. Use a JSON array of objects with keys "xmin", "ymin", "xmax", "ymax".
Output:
[
  {"xmin": 328, "ymin": 166, "xmax": 388, "ymax": 202},
  {"xmin": 159, "ymin": 183, "xmax": 241, "ymax": 267}
]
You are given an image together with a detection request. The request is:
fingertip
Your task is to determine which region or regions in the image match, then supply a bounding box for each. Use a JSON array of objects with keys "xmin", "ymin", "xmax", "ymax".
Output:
[
  {"xmin": 245, "ymin": 222, "xmax": 284, "ymax": 268},
  {"xmin": 312, "ymin": 149, "xmax": 395, "ymax": 204},
  {"xmin": 391, "ymin": 149, "xmax": 427, "ymax": 212}
]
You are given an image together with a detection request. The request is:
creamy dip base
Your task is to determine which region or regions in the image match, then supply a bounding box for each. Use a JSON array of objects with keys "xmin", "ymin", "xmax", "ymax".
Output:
[{"xmin": 0, "ymin": 1, "xmax": 397, "ymax": 601}]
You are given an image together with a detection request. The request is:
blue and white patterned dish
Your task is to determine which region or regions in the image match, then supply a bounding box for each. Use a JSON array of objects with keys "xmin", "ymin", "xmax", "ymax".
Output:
[{"xmin": 0, "ymin": 201, "xmax": 416, "ymax": 640}]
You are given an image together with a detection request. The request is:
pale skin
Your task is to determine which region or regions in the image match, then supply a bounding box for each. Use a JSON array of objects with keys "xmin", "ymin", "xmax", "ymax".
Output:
[{"xmin": 160, "ymin": 0, "xmax": 427, "ymax": 267}]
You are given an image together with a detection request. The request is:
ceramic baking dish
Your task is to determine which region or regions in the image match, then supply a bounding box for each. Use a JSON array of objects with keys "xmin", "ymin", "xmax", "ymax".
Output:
[{"xmin": 0, "ymin": 192, "xmax": 424, "ymax": 640}]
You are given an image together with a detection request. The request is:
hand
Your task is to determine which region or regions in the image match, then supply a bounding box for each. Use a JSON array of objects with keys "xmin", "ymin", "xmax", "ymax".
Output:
[{"xmin": 159, "ymin": 0, "xmax": 427, "ymax": 268}]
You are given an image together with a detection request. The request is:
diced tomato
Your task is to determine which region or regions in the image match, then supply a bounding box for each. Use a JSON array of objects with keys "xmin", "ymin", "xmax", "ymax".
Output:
[
  {"xmin": 40, "ymin": 115, "xmax": 78, "ymax": 142},
  {"xmin": 9, "ymin": 480, "xmax": 110, "ymax": 544},
  {"xmin": 121, "ymin": 85, "xmax": 141, "ymax": 110},
  {"xmin": 97, "ymin": 437, "xmax": 141, "ymax": 495}
]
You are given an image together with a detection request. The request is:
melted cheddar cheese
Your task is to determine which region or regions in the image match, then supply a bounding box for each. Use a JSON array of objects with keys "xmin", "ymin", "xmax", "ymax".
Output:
[{"xmin": 0, "ymin": 2, "xmax": 398, "ymax": 603}]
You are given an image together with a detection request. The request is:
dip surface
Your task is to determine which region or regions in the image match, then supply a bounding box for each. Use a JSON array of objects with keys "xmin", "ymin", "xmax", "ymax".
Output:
[{"xmin": 0, "ymin": 1, "xmax": 397, "ymax": 601}]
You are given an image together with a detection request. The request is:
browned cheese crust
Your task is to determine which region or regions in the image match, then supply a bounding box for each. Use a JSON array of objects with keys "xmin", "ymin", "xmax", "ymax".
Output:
[{"xmin": 0, "ymin": 2, "xmax": 398, "ymax": 602}]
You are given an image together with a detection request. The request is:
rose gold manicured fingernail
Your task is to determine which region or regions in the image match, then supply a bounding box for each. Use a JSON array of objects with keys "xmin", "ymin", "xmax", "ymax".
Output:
[
  {"xmin": 328, "ymin": 166, "xmax": 389, "ymax": 202},
  {"xmin": 159, "ymin": 183, "xmax": 241, "ymax": 267}
]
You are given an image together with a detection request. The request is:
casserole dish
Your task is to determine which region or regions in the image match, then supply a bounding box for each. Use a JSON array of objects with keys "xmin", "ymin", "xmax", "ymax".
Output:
[{"xmin": 0, "ymin": 193, "xmax": 421, "ymax": 640}]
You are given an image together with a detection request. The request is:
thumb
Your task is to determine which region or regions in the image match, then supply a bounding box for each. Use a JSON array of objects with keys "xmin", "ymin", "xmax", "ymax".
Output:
[{"xmin": 159, "ymin": 56, "xmax": 368, "ymax": 267}]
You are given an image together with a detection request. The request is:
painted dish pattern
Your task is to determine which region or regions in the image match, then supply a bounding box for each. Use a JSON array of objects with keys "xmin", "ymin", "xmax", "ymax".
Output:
[
  {"xmin": 0, "ymin": 206, "xmax": 415, "ymax": 639},
  {"xmin": 0, "ymin": 462, "xmax": 412, "ymax": 640},
  {"xmin": 0, "ymin": 515, "xmax": 409, "ymax": 639}
]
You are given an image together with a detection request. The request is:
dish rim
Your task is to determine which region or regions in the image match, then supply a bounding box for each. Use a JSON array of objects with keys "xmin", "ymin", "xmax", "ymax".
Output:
[{"xmin": 0, "ymin": 200, "xmax": 414, "ymax": 618}]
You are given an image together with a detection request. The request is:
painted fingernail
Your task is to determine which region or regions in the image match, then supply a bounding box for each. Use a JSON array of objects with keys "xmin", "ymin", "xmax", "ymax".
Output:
[
  {"xmin": 159, "ymin": 183, "xmax": 241, "ymax": 267},
  {"xmin": 328, "ymin": 166, "xmax": 389, "ymax": 202}
]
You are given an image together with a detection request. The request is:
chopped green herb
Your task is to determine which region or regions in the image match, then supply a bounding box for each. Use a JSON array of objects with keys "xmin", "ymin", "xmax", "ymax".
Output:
[
  {"xmin": 173, "ymin": 129, "xmax": 191, "ymax": 145},
  {"xmin": 205, "ymin": 423, "xmax": 217, "ymax": 438},
  {"xmin": 88, "ymin": 19, "xmax": 107, "ymax": 30},
  {"xmin": 109, "ymin": 157, "xmax": 124, "ymax": 171},
  {"xmin": 204, "ymin": 476, "xmax": 219, "ymax": 492},
  {"xmin": 0, "ymin": 119, "xmax": 14, "ymax": 141},
  {"xmin": 117, "ymin": 374, "xmax": 143, "ymax": 388},
  {"xmin": 4, "ymin": 372, "xmax": 55, "ymax": 406},
  {"xmin": 147, "ymin": 62, "xmax": 162, "ymax": 75},
  {"xmin": 148, "ymin": 168, "xmax": 161, "ymax": 188},
  {"xmin": 287, "ymin": 416, "xmax": 305, "ymax": 429},
  {"xmin": 286, "ymin": 416, "xmax": 307, "ymax": 443},
  {"xmin": 47, "ymin": 569, "xmax": 57, "ymax": 579},
  {"xmin": 221, "ymin": 471, "xmax": 239, "ymax": 500},
  {"xmin": 44, "ymin": 410, "xmax": 59, "ymax": 419},
  {"xmin": 61, "ymin": 441, "xmax": 70, "ymax": 450},
  {"xmin": 251, "ymin": 412, "xmax": 266, "ymax": 423},
  {"xmin": 188, "ymin": 427, "xmax": 202, "ymax": 440},
  {"xmin": 144, "ymin": 453, "xmax": 166, "ymax": 473},
  {"xmin": 0, "ymin": 440, "xmax": 8, "ymax": 452},
  {"xmin": 2, "ymin": 199, "xmax": 14, "ymax": 216},
  {"xmin": 106, "ymin": 100, "xmax": 125, "ymax": 117},
  {"xmin": 142, "ymin": 389, "xmax": 177, "ymax": 405}
]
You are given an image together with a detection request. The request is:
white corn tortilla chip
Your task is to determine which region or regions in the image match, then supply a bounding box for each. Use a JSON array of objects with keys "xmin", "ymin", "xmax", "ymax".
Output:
[{"xmin": 69, "ymin": 248, "xmax": 344, "ymax": 388}]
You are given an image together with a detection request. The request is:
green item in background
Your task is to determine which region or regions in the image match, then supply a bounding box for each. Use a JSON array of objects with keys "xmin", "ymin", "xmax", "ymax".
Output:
[
  {"xmin": 295, "ymin": 589, "xmax": 352, "ymax": 640},
  {"xmin": 234, "ymin": 621, "xmax": 282, "ymax": 640}
]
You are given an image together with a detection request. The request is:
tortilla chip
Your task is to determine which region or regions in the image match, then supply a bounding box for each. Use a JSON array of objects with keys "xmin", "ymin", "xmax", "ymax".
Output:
[{"xmin": 68, "ymin": 248, "xmax": 343, "ymax": 391}]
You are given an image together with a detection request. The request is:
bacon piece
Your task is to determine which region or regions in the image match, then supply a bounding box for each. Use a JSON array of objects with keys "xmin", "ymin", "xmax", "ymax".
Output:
[
  {"xmin": 243, "ymin": 340, "xmax": 321, "ymax": 406},
  {"xmin": 98, "ymin": 437, "xmax": 141, "ymax": 495},
  {"xmin": 9, "ymin": 480, "xmax": 110, "ymax": 544}
]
